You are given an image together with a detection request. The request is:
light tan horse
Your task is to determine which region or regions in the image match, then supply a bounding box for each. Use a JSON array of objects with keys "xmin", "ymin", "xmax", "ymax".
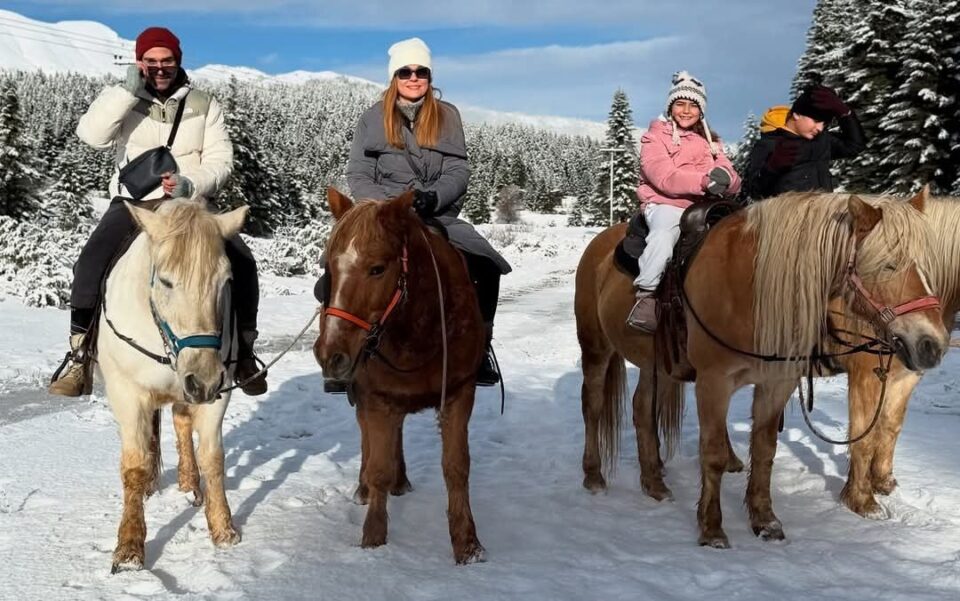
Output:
[
  {"xmin": 576, "ymin": 190, "xmax": 948, "ymax": 548},
  {"xmin": 835, "ymin": 194, "xmax": 960, "ymax": 517},
  {"xmin": 98, "ymin": 199, "xmax": 248, "ymax": 572}
]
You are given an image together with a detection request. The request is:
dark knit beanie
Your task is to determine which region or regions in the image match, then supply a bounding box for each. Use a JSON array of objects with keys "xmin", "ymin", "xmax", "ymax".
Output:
[
  {"xmin": 135, "ymin": 27, "xmax": 182, "ymax": 63},
  {"xmin": 790, "ymin": 87, "xmax": 833, "ymax": 124}
]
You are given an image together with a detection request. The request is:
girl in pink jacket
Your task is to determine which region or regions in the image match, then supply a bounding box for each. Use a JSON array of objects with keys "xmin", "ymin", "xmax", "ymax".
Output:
[{"xmin": 627, "ymin": 71, "xmax": 742, "ymax": 331}]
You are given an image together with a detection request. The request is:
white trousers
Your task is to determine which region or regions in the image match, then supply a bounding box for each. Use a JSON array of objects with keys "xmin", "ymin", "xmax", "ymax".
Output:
[{"xmin": 633, "ymin": 203, "xmax": 685, "ymax": 290}]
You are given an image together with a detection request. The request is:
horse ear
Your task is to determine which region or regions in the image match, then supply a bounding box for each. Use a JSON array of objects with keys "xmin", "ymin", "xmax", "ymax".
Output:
[
  {"xmin": 394, "ymin": 189, "xmax": 415, "ymax": 213},
  {"xmin": 848, "ymin": 195, "xmax": 882, "ymax": 237},
  {"xmin": 125, "ymin": 201, "xmax": 164, "ymax": 240},
  {"xmin": 327, "ymin": 187, "xmax": 354, "ymax": 220},
  {"xmin": 908, "ymin": 184, "xmax": 930, "ymax": 213},
  {"xmin": 215, "ymin": 206, "xmax": 248, "ymax": 238},
  {"xmin": 378, "ymin": 189, "xmax": 416, "ymax": 234}
]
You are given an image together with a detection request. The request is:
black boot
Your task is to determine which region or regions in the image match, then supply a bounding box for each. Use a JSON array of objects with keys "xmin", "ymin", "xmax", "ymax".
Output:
[
  {"xmin": 476, "ymin": 322, "xmax": 500, "ymax": 387},
  {"xmin": 235, "ymin": 330, "xmax": 268, "ymax": 396}
]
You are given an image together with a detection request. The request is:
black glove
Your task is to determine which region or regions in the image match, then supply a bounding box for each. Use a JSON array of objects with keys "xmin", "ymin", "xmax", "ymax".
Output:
[
  {"xmin": 412, "ymin": 189, "xmax": 439, "ymax": 218},
  {"xmin": 765, "ymin": 139, "xmax": 801, "ymax": 172},
  {"xmin": 810, "ymin": 85, "xmax": 850, "ymax": 117}
]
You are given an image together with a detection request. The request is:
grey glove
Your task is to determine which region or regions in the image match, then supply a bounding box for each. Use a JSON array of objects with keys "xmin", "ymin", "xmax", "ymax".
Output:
[
  {"xmin": 705, "ymin": 167, "xmax": 732, "ymax": 196},
  {"xmin": 168, "ymin": 174, "xmax": 195, "ymax": 198},
  {"xmin": 123, "ymin": 65, "xmax": 146, "ymax": 97}
]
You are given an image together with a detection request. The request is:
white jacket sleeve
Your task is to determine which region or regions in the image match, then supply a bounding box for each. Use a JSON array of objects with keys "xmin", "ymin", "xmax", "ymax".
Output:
[
  {"xmin": 181, "ymin": 96, "xmax": 233, "ymax": 198},
  {"xmin": 76, "ymin": 86, "xmax": 139, "ymax": 149}
]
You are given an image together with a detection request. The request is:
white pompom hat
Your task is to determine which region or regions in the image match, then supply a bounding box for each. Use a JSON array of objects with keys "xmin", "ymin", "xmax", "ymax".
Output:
[
  {"xmin": 387, "ymin": 37, "xmax": 432, "ymax": 80},
  {"xmin": 665, "ymin": 70, "xmax": 717, "ymax": 155}
]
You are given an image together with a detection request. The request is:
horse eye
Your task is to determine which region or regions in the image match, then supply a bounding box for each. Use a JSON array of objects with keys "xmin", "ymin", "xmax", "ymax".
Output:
[
  {"xmin": 884, "ymin": 263, "xmax": 897, "ymax": 272},
  {"xmin": 158, "ymin": 277, "xmax": 174, "ymax": 288},
  {"xmin": 369, "ymin": 265, "xmax": 386, "ymax": 276}
]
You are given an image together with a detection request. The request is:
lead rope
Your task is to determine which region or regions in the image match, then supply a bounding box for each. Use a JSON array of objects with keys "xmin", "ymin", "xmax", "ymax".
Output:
[{"xmin": 420, "ymin": 229, "xmax": 448, "ymax": 413}]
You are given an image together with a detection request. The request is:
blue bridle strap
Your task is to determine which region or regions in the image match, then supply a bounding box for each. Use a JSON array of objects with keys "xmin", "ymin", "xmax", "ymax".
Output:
[{"xmin": 158, "ymin": 320, "xmax": 222, "ymax": 353}]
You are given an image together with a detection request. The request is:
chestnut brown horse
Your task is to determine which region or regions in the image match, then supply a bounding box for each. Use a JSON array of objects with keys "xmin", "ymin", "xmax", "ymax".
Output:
[
  {"xmin": 576, "ymin": 190, "xmax": 948, "ymax": 548},
  {"xmin": 833, "ymin": 194, "xmax": 960, "ymax": 517},
  {"xmin": 313, "ymin": 188, "xmax": 486, "ymax": 564}
]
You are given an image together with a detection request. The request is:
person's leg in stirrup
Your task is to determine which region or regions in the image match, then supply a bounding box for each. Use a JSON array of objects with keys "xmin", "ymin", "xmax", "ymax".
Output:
[
  {"xmin": 465, "ymin": 254, "xmax": 502, "ymax": 386},
  {"xmin": 227, "ymin": 235, "xmax": 267, "ymax": 396}
]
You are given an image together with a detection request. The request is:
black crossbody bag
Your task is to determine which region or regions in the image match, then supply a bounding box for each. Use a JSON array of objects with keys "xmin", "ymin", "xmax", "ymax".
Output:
[{"xmin": 118, "ymin": 99, "xmax": 186, "ymax": 200}]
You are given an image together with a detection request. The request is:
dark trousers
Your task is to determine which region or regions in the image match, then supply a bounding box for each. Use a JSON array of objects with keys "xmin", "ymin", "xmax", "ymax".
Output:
[{"xmin": 70, "ymin": 198, "xmax": 260, "ymax": 334}]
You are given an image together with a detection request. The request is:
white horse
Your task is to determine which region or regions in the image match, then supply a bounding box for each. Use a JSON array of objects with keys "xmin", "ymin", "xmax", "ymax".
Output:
[{"xmin": 98, "ymin": 199, "xmax": 247, "ymax": 572}]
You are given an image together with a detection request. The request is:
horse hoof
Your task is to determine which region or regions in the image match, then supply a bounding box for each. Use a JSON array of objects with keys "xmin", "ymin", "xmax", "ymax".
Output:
[
  {"xmin": 842, "ymin": 491, "xmax": 885, "ymax": 518},
  {"xmin": 111, "ymin": 544, "xmax": 144, "ymax": 574},
  {"xmin": 361, "ymin": 532, "xmax": 387, "ymax": 548},
  {"xmin": 353, "ymin": 485, "xmax": 370, "ymax": 505},
  {"xmin": 188, "ymin": 488, "xmax": 204, "ymax": 507},
  {"xmin": 583, "ymin": 474, "xmax": 606, "ymax": 493},
  {"xmin": 698, "ymin": 533, "xmax": 731, "ymax": 549},
  {"xmin": 641, "ymin": 479, "xmax": 673, "ymax": 502},
  {"xmin": 391, "ymin": 479, "xmax": 413, "ymax": 497},
  {"xmin": 212, "ymin": 527, "xmax": 241, "ymax": 547},
  {"xmin": 873, "ymin": 475, "xmax": 898, "ymax": 496},
  {"xmin": 753, "ymin": 520, "xmax": 785, "ymax": 541},
  {"xmin": 455, "ymin": 541, "xmax": 486, "ymax": 565}
]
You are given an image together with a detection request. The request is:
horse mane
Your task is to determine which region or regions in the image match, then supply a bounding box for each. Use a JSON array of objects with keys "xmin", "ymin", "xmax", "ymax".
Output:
[
  {"xmin": 150, "ymin": 199, "xmax": 226, "ymax": 299},
  {"xmin": 923, "ymin": 196, "xmax": 960, "ymax": 310},
  {"xmin": 327, "ymin": 200, "xmax": 387, "ymax": 251},
  {"xmin": 746, "ymin": 191, "xmax": 932, "ymax": 361}
]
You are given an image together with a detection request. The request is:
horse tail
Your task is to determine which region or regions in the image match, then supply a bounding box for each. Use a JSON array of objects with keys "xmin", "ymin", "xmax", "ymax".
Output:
[
  {"xmin": 148, "ymin": 409, "xmax": 162, "ymax": 495},
  {"xmin": 656, "ymin": 367, "xmax": 684, "ymax": 460},
  {"xmin": 599, "ymin": 352, "xmax": 626, "ymax": 478}
]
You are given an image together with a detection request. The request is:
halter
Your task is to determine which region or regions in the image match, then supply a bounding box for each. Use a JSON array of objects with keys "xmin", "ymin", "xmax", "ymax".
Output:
[{"xmin": 323, "ymin": 244, "xmax": 409, "ymax": 355}]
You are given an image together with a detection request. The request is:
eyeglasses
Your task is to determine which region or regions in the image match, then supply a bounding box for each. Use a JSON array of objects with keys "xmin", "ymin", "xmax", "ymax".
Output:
[
  {"xmin": 395, "ymin": 66, "xmax": 431, "ymax": 81},
  {"xmin": 143, "ymin": 58, "xmax": 178, "ymax": 68}
]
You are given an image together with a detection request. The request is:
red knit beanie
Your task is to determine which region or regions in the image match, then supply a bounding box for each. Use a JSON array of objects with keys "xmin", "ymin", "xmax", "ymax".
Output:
[{"xmin": 135, "ymin": 27, "xmax": 182, "ymax": 63}]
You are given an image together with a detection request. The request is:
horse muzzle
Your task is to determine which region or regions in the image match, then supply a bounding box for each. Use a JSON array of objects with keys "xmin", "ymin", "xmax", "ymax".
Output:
[
  {"xmin": 320, "ymin": 351, "xmax": 354, "ymax": 383},
  {"xmin": 182, "ymin": 370, "xmax": 225, "ymax": 404},
  {"xmin": 893, "ymin": 333, "xmax": 946, "ymax": 372}
]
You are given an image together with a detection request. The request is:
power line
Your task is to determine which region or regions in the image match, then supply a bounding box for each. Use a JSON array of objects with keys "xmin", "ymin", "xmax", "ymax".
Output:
[
  {"xmin": 0, "ymin": 15, "xmax": 132, "ymax": 51},
  {"xmin": 0, "ymin": 30, "xmax": 130, "ymax": 60}
]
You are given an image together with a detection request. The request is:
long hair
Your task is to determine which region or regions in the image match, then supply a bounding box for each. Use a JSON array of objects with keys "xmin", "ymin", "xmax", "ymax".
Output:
[
  {"xmin": 382, "ymin": 78, "xmax": 443, "ymax": 149},
  {"xmin": 921, "ymin": 196, "xmax": 960, "ymax": 309}
]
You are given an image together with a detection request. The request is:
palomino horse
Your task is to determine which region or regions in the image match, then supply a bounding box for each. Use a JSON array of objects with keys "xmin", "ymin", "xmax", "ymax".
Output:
[
  {"xmin": 313, "ymin": 188, "xmax": 487, "ymax": 564},
  {"xmin": 98, "ymin": 199, "xmax": 247, "ymax": 572},
  {"xmin": 834, "ymin": 194, "xmax": 960, "ymax": 517},
  {"xmin": 576, "ymin": 190, "xmax": 948, "ymax": 548}
]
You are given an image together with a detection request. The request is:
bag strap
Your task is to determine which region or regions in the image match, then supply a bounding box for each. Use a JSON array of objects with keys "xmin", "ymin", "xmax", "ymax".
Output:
[{"xmin": 164, "ymin": 96, "xmax": 188, "ymax": 149}]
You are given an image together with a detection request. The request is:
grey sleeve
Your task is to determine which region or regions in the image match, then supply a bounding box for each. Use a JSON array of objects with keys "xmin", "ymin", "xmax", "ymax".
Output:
[
  {"xmin": 423, "ymin": 106, "xmax": 470, "ymax": 214},
  {"xmin": 345, "ymin": 115, "xmax": 389, "ymax": 201}
]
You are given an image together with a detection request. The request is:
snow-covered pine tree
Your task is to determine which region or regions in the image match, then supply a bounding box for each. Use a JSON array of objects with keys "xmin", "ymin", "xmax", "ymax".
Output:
[
  {"xmin": 878, "ymin": 0, "xmax": 957, "ymax": 193},
  {"xmin": 586, "ymin": 89, "xmax": 639, "ymax": 226},
  {"xmin": 792, "ymin": 0, "xmax": 856, "ymax": 97},
  {"xmin": 42, "ymin": 139, "xmax": 94, "ymax": 230},
  {"xmin": 939, "ymin": 0, "xmax": 960, "ymax": 196},
  {"xmin": 0, "ymin": 79, "xmax": 42, "ymax": 219},
  {"xmin": 730, "ymin": 113, "xmax": 760, "ymax": 192}
]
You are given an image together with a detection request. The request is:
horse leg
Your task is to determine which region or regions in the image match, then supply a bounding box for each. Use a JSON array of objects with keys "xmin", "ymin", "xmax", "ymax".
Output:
[
  {"xmin": 440, "ymin": 388, "xmax": 485, "ymax": 564},
  {"xmin": 869, "ymin": 371, "xmax": 918, "ymax": 496},
  {"xmin": 360, "ymin": 406, "xmax": 401, "ymax": 548},
  {"xmin": 173, "ymin": 403, "xmax": 203, "ymax": 507},
  {"xmin": 633, "ymin": 368, "xmax": 671, "ymax": 500},
  {"xmin": 745, "ymin": 380, "xmax": 794, "ymax": 541},
  {"xmin": 724, "ymin": 428, "xmax": 744, "ymax": 473},
  {"xmin": 353, "ymin": 406, "xmax": 370, "ymax": 505},
  {"xmin": 392, "ymin": 415, "xmax": 413, "ymax": 496},
  {"xmin": 695, "ymin": 372, "xmax": 735, "ymax": 548},
  {"xmin": 841, "ymin": 366, "xmax": 884, "ymax": 517},
  {"xmin": 194, "ymin": 401, "xmax": 240, "ymax": 546},
  {"xmin": 109, "ymin": 395, "xmax": 155, "ymax": 572},
  {"xmin": 581, "ymin": 348, "xmax": 613, "ymax": 492}
]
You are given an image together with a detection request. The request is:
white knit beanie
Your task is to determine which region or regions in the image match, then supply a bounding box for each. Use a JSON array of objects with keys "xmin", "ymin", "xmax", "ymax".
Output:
[
  {"xmin": 387, "ymin": 37, "xmax": 432, "ymax": 80},
  {"xmin": 665, "ymin": 70, "xmax": 717, "ymax": 156}
]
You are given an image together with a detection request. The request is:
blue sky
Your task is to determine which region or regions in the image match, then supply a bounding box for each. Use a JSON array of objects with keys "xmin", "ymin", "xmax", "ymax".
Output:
[{"xmin": 7, "ymin": 0, "xmax": 817, "ymax": 140}]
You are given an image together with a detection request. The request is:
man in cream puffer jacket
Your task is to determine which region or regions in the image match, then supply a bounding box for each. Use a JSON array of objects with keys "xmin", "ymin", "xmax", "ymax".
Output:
[{"xmin": 50, "ymin": 27, "xmax": 267, "ymax": 398}]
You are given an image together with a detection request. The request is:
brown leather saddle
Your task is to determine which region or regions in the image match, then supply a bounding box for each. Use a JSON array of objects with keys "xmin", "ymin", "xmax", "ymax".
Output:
[{"xmin": 653, "ymin": 201, "xmax": 741, "ymax": 381}]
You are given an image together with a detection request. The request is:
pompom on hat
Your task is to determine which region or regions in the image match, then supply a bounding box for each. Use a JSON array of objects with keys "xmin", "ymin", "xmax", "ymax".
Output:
[
  {"xmin": 135, "ymin": 27, "xmax": 182, "ymax": 63},
  {"xmin": 664, "ymin": 70, "xmax": 717, "ymax": 155},
  {"xmin": 387, "ymin": 37, "xmax": 432, "ymax": 80}
]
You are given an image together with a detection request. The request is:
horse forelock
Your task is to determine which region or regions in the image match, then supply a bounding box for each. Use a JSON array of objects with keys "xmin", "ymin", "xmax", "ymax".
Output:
[
  {"xmin": 150, "ymin": 200, "xmax": 228, "ymax": 297},
  {"xmin": 922, "ymin": 196, "xmax": 960, "ymax": 309}
]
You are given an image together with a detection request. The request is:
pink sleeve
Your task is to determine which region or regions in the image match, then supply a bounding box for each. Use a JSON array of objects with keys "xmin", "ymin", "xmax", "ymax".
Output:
[
  {"xmin": 714, "ymin": 148, "xmax": 742, "ymax": 196},
  {"xmin": 639, "ymin": 132, "xmax": 707, "ymax": 197}
]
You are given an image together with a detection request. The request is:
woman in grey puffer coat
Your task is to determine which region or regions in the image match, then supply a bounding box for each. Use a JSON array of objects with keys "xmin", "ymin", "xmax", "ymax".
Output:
[{"xmin": 342, "ymin": 37, "xmax": 510, "ymax": 386}]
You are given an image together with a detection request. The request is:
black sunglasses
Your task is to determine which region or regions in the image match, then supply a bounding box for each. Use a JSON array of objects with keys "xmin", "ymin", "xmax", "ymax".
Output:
[{"xmin": 395, "ymin": 66, "xmax": 431, "ymax": 81}]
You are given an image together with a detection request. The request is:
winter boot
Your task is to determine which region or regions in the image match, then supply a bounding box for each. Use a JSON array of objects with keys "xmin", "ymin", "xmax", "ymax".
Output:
[
  {"xmin": 235, "ymin": 330, "xmax": 268, "ymax": 396},
  {"xmin": 476, "ymin": 322, "xmax": 501, "ymax": 387},
  {"xmin": 626, "ymin": 288, "xmax": 657, "ymax": 333},
  {"xmin": 48, "ymin": 333, "xmax": 93, "ymax": 397}
]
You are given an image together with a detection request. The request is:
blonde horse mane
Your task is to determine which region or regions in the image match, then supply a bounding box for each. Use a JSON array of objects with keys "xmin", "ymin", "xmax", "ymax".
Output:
[
  {"xmin": 922, "ymin": 196, "xmax": 960, "ymax": 310},
  {"xmin": 149, "ymin": 199, "xmax": 226, "ymax": 300},
  {"xmin": 747, "ymin": 191, "xmax": 933, "ymax": 363}
]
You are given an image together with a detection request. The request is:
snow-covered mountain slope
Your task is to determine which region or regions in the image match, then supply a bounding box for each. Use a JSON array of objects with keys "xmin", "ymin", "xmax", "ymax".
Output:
[{"xmin": 0, "ymin": 9, "xmax": 606, "ymax": 139}]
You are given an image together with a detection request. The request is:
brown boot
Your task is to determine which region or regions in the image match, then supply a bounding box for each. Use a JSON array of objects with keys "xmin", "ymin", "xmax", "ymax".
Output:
[
  {"xmin": 235, "ymin": 330, "xmax": 267, "ymax": 396},
  {"xmin": 48, "ymin": 333, "xmax": 93, "ymax": 397},
  {"xmin": 626, "ymin": 290, "xmax": 657, "ymax": 333}
]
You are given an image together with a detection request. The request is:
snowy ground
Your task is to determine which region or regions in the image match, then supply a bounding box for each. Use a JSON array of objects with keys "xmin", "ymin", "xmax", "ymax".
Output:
[{"xmin": 2, "ymin": 218, "xmax": 960, "ymax": 600}]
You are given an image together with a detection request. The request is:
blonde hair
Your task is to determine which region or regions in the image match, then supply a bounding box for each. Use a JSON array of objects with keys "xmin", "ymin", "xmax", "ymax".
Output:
[{"xmin": 382, "ymin": 78, "xmax": 443, "ymax": 149}]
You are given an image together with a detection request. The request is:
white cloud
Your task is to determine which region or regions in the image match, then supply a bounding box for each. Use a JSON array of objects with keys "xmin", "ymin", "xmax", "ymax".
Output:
[{"xmin": 259, "ymin": 52, "xmax": 279, "ymax": 65}]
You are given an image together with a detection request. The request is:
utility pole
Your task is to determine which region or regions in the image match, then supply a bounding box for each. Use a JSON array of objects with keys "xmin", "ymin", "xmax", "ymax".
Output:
[{"xmin": 599, "ymin": 147, "xmax": 626, "ymax": 226}]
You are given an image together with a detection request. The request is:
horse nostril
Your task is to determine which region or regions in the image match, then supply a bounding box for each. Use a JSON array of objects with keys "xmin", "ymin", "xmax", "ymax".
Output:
[
  {"xmin": 184, "ymin": 373, "xmax": 201, "ymax": 398},
  {"xmin": 917, "ymin": 335, "xmax": 942, "ymax": 368},
  {"xmin": 326, "ymin": 352, "xmax": 351, "ymax": 379}
]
